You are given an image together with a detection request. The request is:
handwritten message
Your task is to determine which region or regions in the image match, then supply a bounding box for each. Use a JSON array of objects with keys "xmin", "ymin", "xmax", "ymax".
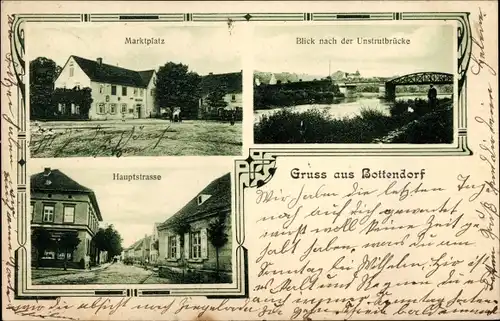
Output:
[
  {"xmin": 250, "ymin": 166, "xmax": 499, "ymax": 319},
  {"xmin": 2, "ymin": 14, "xmax": 19, "ymax": 306},
  {"xmin": 29, "ymin": 123, "xmax": 174, "ymax": 158}
]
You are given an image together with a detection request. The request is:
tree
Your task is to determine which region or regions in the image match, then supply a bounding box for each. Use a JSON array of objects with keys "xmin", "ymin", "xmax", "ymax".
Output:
[
  {"xmin": 92, "ymin": 229, "xmax": 107, "ymax": 265},
  {"xmin": 208, "ymin": 212, "xmax": 229, "ymax": 282},
  {"xmin": 104, "ymin": 225, "xmax": 123, "ymax": 261},
  {"xmin": 31, "ymin": 227, "xmax": 53, "ymax": 268},
  {"xmin": 206, "ymin": 86, "xmax": 228, "ymax": 109},
  {"xmin": 155, "ymin": 62, "xmax": 201, "ymax": 119},
  {"xmin": 93, "ymin": 225, "xmax": 123, "ymax": 265},
  {"xmin": 57, "ymin": 232, "xmax": 81, "ymax": 270},
  {"xmin": 30, "ymin": 57, "xmax": 58, "ymax": 119},
  {"xmin": 171, "ymin": 218, "xmax": 190, "ymax": 281},
  {"xmin": 52, "ymin": 87, "xmax": 93, "ymax": 119}
]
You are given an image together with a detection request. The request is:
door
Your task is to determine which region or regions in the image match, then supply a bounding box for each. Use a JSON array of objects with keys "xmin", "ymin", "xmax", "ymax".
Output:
[{"xmin": 136, "ymin": 104, "xmax": 142, "ymax": 119}]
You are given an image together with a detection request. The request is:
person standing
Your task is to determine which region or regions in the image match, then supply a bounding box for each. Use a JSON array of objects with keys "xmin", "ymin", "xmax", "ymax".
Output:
[{"xmin": 427, "ymin": 84, "xmax": 438, "ymax": 111}]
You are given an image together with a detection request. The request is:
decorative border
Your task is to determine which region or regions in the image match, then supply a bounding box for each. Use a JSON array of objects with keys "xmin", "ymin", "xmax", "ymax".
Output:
[{"xmin": 9, "ymin": 11, "xmax": 472, "ymax": 298}]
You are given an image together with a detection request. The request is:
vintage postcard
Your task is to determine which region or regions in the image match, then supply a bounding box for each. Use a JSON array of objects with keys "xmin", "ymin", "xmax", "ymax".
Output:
[{"xmin": 2, "ymin": 1, "xmax": 499, "ymax": 321}]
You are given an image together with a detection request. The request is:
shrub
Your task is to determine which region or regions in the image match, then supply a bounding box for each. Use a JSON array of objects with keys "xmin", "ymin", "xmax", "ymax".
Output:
[
  {"xmin": 392, "ymin": 108, "xmax": 453, "ymax": 144},
  {"xmin": 254, "ymin": 107, "xmax": 394, "ymax": 144},
  {"xmin": 390, "ymin": 100, "xmax": 410, "ymax": 117}
]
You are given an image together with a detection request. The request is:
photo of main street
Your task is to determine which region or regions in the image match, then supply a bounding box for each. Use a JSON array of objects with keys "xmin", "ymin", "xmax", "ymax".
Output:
[
  {"xmin": 30, "ymin": 158, "xmax": 233, "ymax": 285},
  {"xmin": 28, "ymin": 24, "xmax": 243, "ymax": 157},
  {"xmin": 253, "ymin": 24, "xmax": 455, "ymax": 144}
]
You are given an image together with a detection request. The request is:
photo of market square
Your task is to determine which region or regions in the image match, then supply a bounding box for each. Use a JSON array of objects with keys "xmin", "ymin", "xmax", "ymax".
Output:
[{"xmin": 28, "ymin": 24, "xmax": 243, "ymax": 157}]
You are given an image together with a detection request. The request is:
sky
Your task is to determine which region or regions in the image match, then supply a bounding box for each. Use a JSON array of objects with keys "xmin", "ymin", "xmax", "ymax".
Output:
[
  {"xmin": 253, "ymin": 23, "xmax": 455, "ymax": 77},
  {"xmin": 30, "ymin": 157, "xmax": 232, "ymax": 248},
  {"xmin": 28, "ymin": 23, "xmax": 243, "ymax": 75}
]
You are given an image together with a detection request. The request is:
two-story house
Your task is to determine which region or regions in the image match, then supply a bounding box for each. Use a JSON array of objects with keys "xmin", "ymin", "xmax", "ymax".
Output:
[
  {"xmin": 54, "ymin": 56, "xmax": 157, "ymax": 120},
  {"xmin": 157, "ymin": 173, "xmax": 232, "ymax": 280},
  {"xmin": 198, "ymin": 71, "xmax": 242, "ymax": 120},
  {"xmin": 30, "ymin": 168, "xmax": 102, "ymax": 269}
]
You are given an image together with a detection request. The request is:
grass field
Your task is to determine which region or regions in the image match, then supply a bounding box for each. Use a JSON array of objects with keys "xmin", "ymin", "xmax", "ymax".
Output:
[{"xmin": 30, "ymin": 119, "xmax": 242, "ymax": 157}]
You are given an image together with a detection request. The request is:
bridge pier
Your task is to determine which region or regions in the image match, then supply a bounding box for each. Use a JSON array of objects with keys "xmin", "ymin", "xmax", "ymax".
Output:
[{"xmin": 385, "ymin": 83, "xmax": 396, "ymax": 101}]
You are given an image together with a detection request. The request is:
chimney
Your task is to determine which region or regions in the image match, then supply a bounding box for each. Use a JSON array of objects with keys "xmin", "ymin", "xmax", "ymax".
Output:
[
  {"xmin": 97, "ymin": 57, "xmax": 103, "ymax": 66},
  {"xmin": 43, "ymin": 168, "xmax": 51, "ymax": 176},
  {"xmin": 209, "ymin": 72, "xmax": 213, "ymax": 75}
]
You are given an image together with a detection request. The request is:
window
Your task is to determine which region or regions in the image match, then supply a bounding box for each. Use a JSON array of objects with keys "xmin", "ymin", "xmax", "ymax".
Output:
[
  {"xmin": 150, "ymin": 89, "xmax": 154, "ymax": 96},
  {"xmin": 140, "ymin": 89, "xmax": 144, "ymax": 97},
  {"xmin": 63, "ymin": 205, "xmax": 75, "ymax": 223},
  {"xmin": 231, "ymin": 94, "xmax": 236, "ymax": 102},
  {"xmin": 121, "ymin": 103, "xmax": 127, "ymax": 113},
  {"xmin": 111, "ymin": 85, "xmax": 117, "ymax": 95},
  {"xmin": 98, "ymin": 103, "xmax": 105, "ymax": 114},
  {"xmin": 128, "ymin": 108, "xmax": 134, "ymax": 114},
  {"xmin": 109, "ymin": 103, "xmax": 117, "ymax": 114},
  {"xmin": 69, "ymin": 62, "xmax": 74, "ymax": 77},
  {"xmin": 57, "ymin": 252, "xmax": 72, "ymax": 260},
  {"xmin": 43, "ymin": 205, "xmax": 54, "ymax": 222},
  {"xmin": 99, "ymin": 85, "xmax": 104, "ymax": 94},
  {"xmin": 168, "ymin": 235, "xmax": 177, "ymax": 259},
  {"xmin": 191, "ymin": 231, "xmax": 201, "ymax": 259},
  {"xmin": 133, "ymin": 88, "xmax": 138, "ymax": 96},
  {"xmin": 122, "ymin": 86, "xmax": 127, "ymax": 96},
  {"xmin": 42, "ymin": 251, "xmax": 56, "ymax": 260},
  {"xmin": 30, "ymin": 204, "xmax": 34, "ymax": 221}
]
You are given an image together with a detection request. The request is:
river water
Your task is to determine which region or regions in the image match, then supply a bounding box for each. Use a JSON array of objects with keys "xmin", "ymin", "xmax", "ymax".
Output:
[{"xmin": 254, "ymin": 94, "xmax": 452, "ymax": 124}]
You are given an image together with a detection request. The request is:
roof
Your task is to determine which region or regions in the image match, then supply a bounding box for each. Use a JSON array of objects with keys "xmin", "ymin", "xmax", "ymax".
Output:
[
  {"xmin": 127, "ymin": 239, "xmax": 143, "ymax": 251},
  {"xmin": 143, "ymin": 235, "xmax": 151, "ymax": 249},
  {"xmin": 70, "ymin": 56, "xmax": 154, "ymax": 88},
  {"xmin": 159, "ymin": 173, "xmax": 231, "ymax": 230},
  {"xmin": 30, "ymin": 169, "xmax": 102, "ymax": 221},
  {"xmin": 200, "ymin": 72, "xmax": 242, "ymax": 95},
  {"xmin": 127, "ymin": 235, "xmax": 152, "ymax": 251}
]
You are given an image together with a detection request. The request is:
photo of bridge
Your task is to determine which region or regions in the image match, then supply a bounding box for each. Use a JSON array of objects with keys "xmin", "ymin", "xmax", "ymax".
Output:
[{"xmin": 253, "ymin": 23, "xmax": 455, "ymax": 144}]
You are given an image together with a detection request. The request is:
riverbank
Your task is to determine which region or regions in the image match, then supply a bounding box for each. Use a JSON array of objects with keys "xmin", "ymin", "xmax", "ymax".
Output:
[{"xmin": 254, "ymin": 98, "xmax": 453, "ymax": 144}]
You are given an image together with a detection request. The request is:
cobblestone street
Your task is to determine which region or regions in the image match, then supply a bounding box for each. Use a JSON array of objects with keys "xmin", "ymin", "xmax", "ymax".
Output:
[{"xmin": 32, "ymin": 262, "xmax": 155, "ymax": 285}]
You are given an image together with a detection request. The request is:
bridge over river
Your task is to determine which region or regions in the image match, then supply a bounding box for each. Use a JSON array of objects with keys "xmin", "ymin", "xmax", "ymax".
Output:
[{"xmin": 337, "ymin": 72, "xmax": 454, "ymax": 100}]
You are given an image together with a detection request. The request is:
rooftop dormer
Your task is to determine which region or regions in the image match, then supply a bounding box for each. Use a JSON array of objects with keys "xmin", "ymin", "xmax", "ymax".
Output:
[{"xmin": 197, "ymin": 194, "xmax": 211, "ymax": 206}]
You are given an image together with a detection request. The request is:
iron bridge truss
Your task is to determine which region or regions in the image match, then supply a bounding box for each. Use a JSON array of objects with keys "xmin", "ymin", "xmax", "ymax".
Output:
[{"xmin": 387, "ymin": 72, "xmax": 454, "ymax": 86}]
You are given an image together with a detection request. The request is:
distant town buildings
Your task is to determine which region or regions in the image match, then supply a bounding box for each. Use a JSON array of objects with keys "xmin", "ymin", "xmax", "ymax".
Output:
[{"xmin": 122, "ymin": 223, "xmax": 161, "ymax": 264}]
